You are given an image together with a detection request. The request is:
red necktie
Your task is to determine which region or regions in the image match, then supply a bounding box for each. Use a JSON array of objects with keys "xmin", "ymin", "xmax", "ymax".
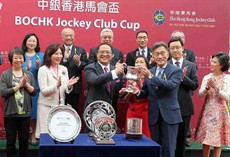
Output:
[
  {"xmin": 175, "ymin": 61, "xmax": 180, "ymax": 67},
  {"xmin": 104, "ymin": 67, "xmax": 110, "ymax": 92}
]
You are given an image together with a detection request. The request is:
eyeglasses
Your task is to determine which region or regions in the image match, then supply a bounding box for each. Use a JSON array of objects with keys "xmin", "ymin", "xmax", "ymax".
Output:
[
  {"xmin": 169, "ymin": 46, "xmax": 182, "ymax": 51},
  {"xmin": 153, "ymin": 51, "xmax": 167, "ymax": 56},
  {"xmin": 137, "ymin": 36, "xmax": 148, "ymax": 40},
  {"xmin": 98, "ymin": 50, "xmax": 112, "ymax": 54},
  {"xmin": 102, "ymin": 36, "xmax": 113, "ymax": 39}
]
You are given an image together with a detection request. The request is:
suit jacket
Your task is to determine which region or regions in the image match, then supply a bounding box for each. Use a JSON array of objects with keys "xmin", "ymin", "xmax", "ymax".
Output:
[
  {"xmin": 37, "ymin": 65, "xmax": 72, "ymax": 107},
  {"xmin": 126, "ymin": 48, "xmax": 152, "ymax": 66},
  {"xmin": 184, "ymin": 48, "xmax": 196, "ymax": 63},
  {"xmin": 139, "ymin": 63, "xmax": 183, "ymax": 125},
  {"xmin": 62, "ymin": 45, "xmax": 87, "ymax": 94},
  {"xmin": 0, "ymin": 69, "xmax": 36, "ymax": 116},
  {"xmin": 168, "ymin": 59, "xmax": 198, "ymax": 116},
  {"xmin": 84, "ymin": 62, "xmax": 123, "ymax": 109},
  {"xmin": 88, "ymin": 47, "xmax": 123, "ymax": 66}
]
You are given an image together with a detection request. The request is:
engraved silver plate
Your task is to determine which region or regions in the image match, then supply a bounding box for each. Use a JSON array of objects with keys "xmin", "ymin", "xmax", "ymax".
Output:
[
  {"xmin": 46, "ymin": 105, "xmax": 81, "ymax": 142},
  {"xmin": 83, "ymin": 100, "xmax": 117, "ymax": 141}
]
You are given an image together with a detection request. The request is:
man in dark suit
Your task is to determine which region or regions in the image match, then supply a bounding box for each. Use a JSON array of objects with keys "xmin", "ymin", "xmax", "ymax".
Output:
[
  {"xmin": 61, "ymin": 27, "xmax": 88, "ymax": 111},
  {"xmin": 126, "ymin": 30, "xmax": 153, "ymax": 66},
  {"xmin": 170, "ymin": 30, "xmax": 197, "ymax": 146},
  {"xmin": 170, "ymin": 30, "xmax": 196, "ymax": 63},
  {"xmin": 168, "ymin": 37, "xmax": 199, "ymax": 157},
  {"xmin": 84, "ymin": 43, "xmax": 124, "ymax": 110},
  {"xmin": 88, "ymin": 28, "xmax": 123, "ymax": 66},
  {"xmin": 134, "ymin": 41, "xmax": 182, "ymax": 157}
]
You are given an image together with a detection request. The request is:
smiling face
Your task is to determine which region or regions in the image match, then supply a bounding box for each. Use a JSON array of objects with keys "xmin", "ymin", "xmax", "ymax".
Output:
[
  {"xmin": 135, "ymin": 57, "xmax": 147, "ymax": 68},
  {"xmin": 136, "ymin": 32, "xmax": 148, "ymax": 49},
  {"xmin": 96, "ymin": 44, "xmax": 113, "ymax": 66},
  {"xmin": 12, "ymin": 53, "xmax": 24, "ymax": 69},
  {"xmin": 50, "ymin": 48, "xmax": 63, "ymax": 65},
  {"xmin": 210, "ymin": 57, "xmax": 223, "ymax": 73},
  {"xmin": 26, "ymin": 35, "xmax": 37, "ymax": 51},
  {"xmin": 169, "ymin": 41, "xmax": 184, "ymax": 60},
  {"xmin": 152, "ymin": 46, "xmax": 169, "ymax": 68},
  {"xmin": 100, "ymin": 31, "xmax": 114, "ymax": 45},
  {"xmin": 62, "ymin": 28, "xmax": 75, "ymax": 46}
]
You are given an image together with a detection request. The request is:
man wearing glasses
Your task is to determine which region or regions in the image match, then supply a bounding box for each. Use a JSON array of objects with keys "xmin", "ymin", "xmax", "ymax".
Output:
[
  {"xmin": 126, "ymin": 30, "xmax": 153, "ymax": 66},
  {"xmin": 84, "ymin": 43, "xmax": 124, "ymax": 110},
  {"xmin": 88, "ymin": 28, "xmax": 123, "ymax": 66},
  {"xmin": 170, "ymin": 30, "xmax": 196, "ymax": 64},
  {"xmin": 168, "ymin": 37, "xmax": 198, "ymax": 157},
  {"xmin": 133, "ymin": 41, "xmax": 182, "ymax": 157}
]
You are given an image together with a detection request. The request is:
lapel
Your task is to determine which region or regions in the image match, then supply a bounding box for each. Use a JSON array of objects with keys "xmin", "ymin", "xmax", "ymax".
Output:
[
  {"xmin": 95, "ymin": 62, "xmax": 104, "ymax": 74},
  {"xmin": 47, "ymin": 66, "xmax": 62, "ymax": 79},
  {"xmin": 147, "ymin": 48, "xmax": 152, "ymax": 61},
  {"xmin": 68, "ymin": 46, "xmax": 77, "ymax": 61}
]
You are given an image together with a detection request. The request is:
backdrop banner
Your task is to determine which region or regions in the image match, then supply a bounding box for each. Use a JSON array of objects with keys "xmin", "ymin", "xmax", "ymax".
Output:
[{"xmin": 0, "ymin": 0, "xmax": 229, "ymax": 139}]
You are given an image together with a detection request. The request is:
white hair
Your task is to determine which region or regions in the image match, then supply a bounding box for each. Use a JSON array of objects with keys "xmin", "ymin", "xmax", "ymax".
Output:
[{"xmin": 100, "ymin": 28, "xmax": 114, "ymax": 37}]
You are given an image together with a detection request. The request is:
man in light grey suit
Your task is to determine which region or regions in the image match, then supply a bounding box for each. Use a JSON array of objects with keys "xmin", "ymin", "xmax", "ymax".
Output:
[
  {"xmin": 168, "ymin": 37, "xmax": 199, "ymax": 157},
  {"xmin": 84, "ymin": 43, "xmax": 124, "ymax": 110},
  {"xmin": 134, "ymin": 41, "xmax": 182, "ymax": 157}
]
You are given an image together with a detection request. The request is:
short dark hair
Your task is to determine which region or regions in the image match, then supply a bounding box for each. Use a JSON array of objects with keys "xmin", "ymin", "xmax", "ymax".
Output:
[
  {"xmin": 136, "ymin": 30, "xmax": 148, "ymax": 38},
  {"xmin": 212, "ymin": 52, "xmax": 230, "ymax": 72},
  {"xmin": 96, "ymin": 43, "xmax": 112, "ymax": 53},
  {"xmin": 134, "ymin": 55, "xmax": 149, "ymax": 69},
  {"xmin": 151, "ymin": 41, "xmax": 169, "ymax": 53},
  {"xmin": 22, "ymin": 33, "xmax": 41, "ymax": 52},
  {"xmin": 44, "ymin": 43, "xmax": 64, "ymax": 68},
  {"xmin": 168, "ymin": 37, "xmax": 184, "ymax": 48},
  {"xmin": 8, "ymin": 47, "xmax": 25, "ymax": 65}
]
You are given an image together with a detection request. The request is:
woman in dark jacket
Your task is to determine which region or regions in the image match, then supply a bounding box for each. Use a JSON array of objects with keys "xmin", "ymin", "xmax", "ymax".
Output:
[{"xmin": 0, "ymin": 47, "xmax": 36, "ymax": 157}]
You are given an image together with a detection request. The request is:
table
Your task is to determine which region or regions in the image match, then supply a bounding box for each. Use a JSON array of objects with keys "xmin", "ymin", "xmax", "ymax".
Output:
[{"xmin": 39, "ymin": 133, "xmax": 161, "ymax": 157}]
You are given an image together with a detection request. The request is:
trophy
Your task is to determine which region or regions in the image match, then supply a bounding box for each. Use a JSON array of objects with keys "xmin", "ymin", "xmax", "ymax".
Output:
[
  {"xmin": 124, "ymin": 66, "xmax": 139, "ymax": 93},
  {"xmin": 126, "ymin": 118, "xmax": 143, "ymax": 139},
  {"xmin": 83, "ymin": 100, "xmax": 117, "ymax": 144},
  {"xmin": 46, "ymin": 100, "xmax": 82, "ymax": 143}
]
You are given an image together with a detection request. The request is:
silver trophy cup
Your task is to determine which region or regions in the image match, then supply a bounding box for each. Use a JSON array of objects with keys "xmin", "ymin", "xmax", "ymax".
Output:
[{"xmin": 124, "ymin": 66, "xmax": 139, "ymax": 93}]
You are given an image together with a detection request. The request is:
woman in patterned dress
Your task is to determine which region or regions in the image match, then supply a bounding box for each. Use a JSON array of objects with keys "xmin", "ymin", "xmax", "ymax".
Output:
[{"xmin": 194, "ymin": 52, "xmax": 230, "ymax": 157}]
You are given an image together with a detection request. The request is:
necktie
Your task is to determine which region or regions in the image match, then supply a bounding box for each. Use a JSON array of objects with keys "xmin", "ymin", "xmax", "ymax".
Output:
[
  {"xmin": 104, "ymin": 67, "xmax": 110, "ymax": 92},
  {"xmin": 157, "ymin": 68, "xmax": 163, "ymax": 78},
  {"xmin": 140, "ymin": 50, "xmax": 145, "ymax": 56},
  {"xmin": 175, "ymin": 61, "xmax": 180, "ymax": 67},
  {"xmin": 66, "ymin": 46, "xmax": 70, "ymax": 58}
]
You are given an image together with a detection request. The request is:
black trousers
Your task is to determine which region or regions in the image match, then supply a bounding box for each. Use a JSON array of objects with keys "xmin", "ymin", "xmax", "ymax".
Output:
[
  {"xmin": 4, "ymin": 116, "xmax": 30, "ymax": 157},
  {"xmin": 65, "ymin": 93, "xmax": 80, "ymax": 112},
  {"xmin": 175, "ymin": 116, "xmax": 191, "ymax": 157}
]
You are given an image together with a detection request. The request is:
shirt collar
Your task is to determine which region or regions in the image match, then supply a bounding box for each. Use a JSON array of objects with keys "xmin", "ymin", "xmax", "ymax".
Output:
[
  {"xmin": 172, "ymin": 58, "xmax": 183, "ymax": 66},
  {"xmin": 98, "ymin": 62, "xmax": 110, "ymax": 72}
]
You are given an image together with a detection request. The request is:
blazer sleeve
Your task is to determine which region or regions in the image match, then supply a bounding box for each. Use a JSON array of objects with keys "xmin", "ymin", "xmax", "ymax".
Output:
[
  {"xmin": 38, "ymin": 66, "xmax": 58, "ymax": 96},
  {"xmin": 26, "ymin": 70, "xmax": 37, "ymax": 96},
  {"xmin": 84, "ymin": 65, "xmax": 113, "ymax": 86},
  {"xmin": 181, "ymin": 62, "xmax": 199, "ymax": 91},
  {"xmin": 0, "ymin": 71, "xmax": 15, "ymax": 98},
  {"xmin": 79, "ymin": 48, "xmax": 88, "ymax": 69}
]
